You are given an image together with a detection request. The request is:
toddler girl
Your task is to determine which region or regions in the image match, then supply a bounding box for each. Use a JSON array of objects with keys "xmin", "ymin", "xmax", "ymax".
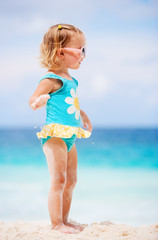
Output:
[{"xmin": 29, "ymin": 24, "xmax": 92, "ymax": 234}]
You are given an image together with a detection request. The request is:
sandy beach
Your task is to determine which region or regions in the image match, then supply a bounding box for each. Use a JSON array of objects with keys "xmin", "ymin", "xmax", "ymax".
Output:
[{"xmin": 0, "ymin": 220, "xmax": 158, "ymax": 240}]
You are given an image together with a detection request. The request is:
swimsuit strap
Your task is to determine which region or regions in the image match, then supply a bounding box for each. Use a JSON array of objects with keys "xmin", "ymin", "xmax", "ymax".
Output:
[
  {"xmin": 39, "ymin": 73, "xmax": 78, "ymax": 86},
  {"xmin": 39, "ymin": 73, "xmax": 67, "ymax": 84}
]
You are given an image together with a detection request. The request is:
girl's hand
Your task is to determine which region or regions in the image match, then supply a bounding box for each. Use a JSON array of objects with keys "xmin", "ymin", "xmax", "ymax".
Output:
[
  {"xmin": 80, "ymin": 109, "xmax": 93, "ymax": 132},
  {"xmin": 30, "ymin": 94, "xmax": 50, "ymax": 110}
]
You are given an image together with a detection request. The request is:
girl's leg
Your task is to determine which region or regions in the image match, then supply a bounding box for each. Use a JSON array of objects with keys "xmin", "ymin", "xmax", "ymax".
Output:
[
  {"xmin": 43, "ymin": 138, "xmax": 79, "ymax": 234},
  {"xmin": 63, "ymin": 144, "xmax": 83, "ymax": 231}
]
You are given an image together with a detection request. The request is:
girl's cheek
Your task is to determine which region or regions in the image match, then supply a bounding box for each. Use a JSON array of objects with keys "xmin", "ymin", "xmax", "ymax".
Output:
[
  {"xmin": 71, "ymin": 52, "xmax": 81, "ymax": 59},
  {"xmin": 71, "ymin": 55, "xmax": 79, "ymax": 63},
  {"xmin": 76, "ymin": 52, "xmax": 81, "ymax": 59}
]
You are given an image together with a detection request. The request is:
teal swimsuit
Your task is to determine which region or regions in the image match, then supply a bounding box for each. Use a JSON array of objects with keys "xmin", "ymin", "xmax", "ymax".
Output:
[{"xmin": 37, "ymin": 73, "xmax": 91, "ymax": 152}]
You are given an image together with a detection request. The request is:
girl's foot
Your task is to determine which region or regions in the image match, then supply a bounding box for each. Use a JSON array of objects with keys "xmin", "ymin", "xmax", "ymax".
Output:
[
  {"xmin": 52, "ymin": 224, "xmax": 80, "ymax": 234},
  {"xmin": 64, "ymin": 222, "xmax": 84, "ymax": 231}
]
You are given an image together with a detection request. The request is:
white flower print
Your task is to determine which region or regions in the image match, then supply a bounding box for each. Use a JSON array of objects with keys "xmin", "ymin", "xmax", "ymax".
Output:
[{"xmin": 65, "ymin": 88, "xmax": 80, "ymax": 120}]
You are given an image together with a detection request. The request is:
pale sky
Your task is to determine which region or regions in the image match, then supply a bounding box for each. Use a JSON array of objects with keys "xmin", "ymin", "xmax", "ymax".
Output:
[{"xmin": 0, "ymin": 0, "xmax": 158, "ymax": 128}]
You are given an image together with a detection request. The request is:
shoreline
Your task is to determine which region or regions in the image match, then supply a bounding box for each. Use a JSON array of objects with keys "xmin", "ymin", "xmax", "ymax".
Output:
[{"xmin": 0, "ymin": 220, "xmax": 158, "ymax": 240}]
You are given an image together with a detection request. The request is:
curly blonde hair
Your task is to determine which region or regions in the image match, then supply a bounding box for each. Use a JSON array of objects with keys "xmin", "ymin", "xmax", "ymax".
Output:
[{"xmin": 39, "ymin": 24, "xmax": 84, "ymax": 70}]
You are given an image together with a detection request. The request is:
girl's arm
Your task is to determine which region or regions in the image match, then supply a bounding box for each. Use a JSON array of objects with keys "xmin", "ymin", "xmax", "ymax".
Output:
[
  {"xmin": 29, "ymin": 78, "xmax": 55, "ymax": 110},
  {"xmin": 80, "ymin": 109, "xmax": 93, "ymax": 132}
]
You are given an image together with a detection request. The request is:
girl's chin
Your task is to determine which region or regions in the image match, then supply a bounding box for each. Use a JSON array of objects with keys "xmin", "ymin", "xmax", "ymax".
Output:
[{"xmin": 69, "ymin": 65, "xmax": 80, "ymax": 70}]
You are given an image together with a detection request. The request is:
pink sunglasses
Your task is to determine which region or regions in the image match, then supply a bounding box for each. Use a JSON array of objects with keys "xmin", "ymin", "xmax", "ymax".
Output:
[{"xmin": 63, "ymin": 46, "xmax": 86, "ymax": 58}]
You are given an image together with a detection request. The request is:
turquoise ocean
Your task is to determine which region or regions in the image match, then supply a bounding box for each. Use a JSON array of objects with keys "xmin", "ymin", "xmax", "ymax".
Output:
[{"xmin": 0, "ymin": 128, "xmax": 158, "ymax": 226}]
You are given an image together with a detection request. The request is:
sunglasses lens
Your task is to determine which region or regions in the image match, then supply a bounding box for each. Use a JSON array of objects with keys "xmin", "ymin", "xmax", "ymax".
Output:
[{"xmin": 82, "ymin": 47, "xmax": 86, "ymax": 57}]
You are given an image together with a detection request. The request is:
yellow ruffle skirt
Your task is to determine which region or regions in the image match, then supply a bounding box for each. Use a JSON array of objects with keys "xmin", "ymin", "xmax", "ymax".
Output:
[{"xmin": 37, "ymin": 123, "xmax": 91, "ymax": 139}]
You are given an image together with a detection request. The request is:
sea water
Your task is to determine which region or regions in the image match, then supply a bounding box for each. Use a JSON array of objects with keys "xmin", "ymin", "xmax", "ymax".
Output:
[{"xmin": 0, "ymin": 128, "xmax": 158, "ymax": 226}]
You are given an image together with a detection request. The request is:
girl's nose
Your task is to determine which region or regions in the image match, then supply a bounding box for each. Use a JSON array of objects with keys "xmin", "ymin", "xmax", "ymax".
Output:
[{"xmin": 81, "ymin": 55, "xmax": 85, "ymax": 61}]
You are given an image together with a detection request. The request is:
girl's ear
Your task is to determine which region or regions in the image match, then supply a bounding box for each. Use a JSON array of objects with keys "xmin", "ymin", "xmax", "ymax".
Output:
[{"xmin": 57, "ymin": 48, "xmax": 64, "ymax": 59}]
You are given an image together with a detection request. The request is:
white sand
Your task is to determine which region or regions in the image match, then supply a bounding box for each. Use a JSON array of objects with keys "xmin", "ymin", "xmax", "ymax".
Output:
[{"xmin": 0, "ymin": 220, "xmax": 158, "ymax": 240}]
